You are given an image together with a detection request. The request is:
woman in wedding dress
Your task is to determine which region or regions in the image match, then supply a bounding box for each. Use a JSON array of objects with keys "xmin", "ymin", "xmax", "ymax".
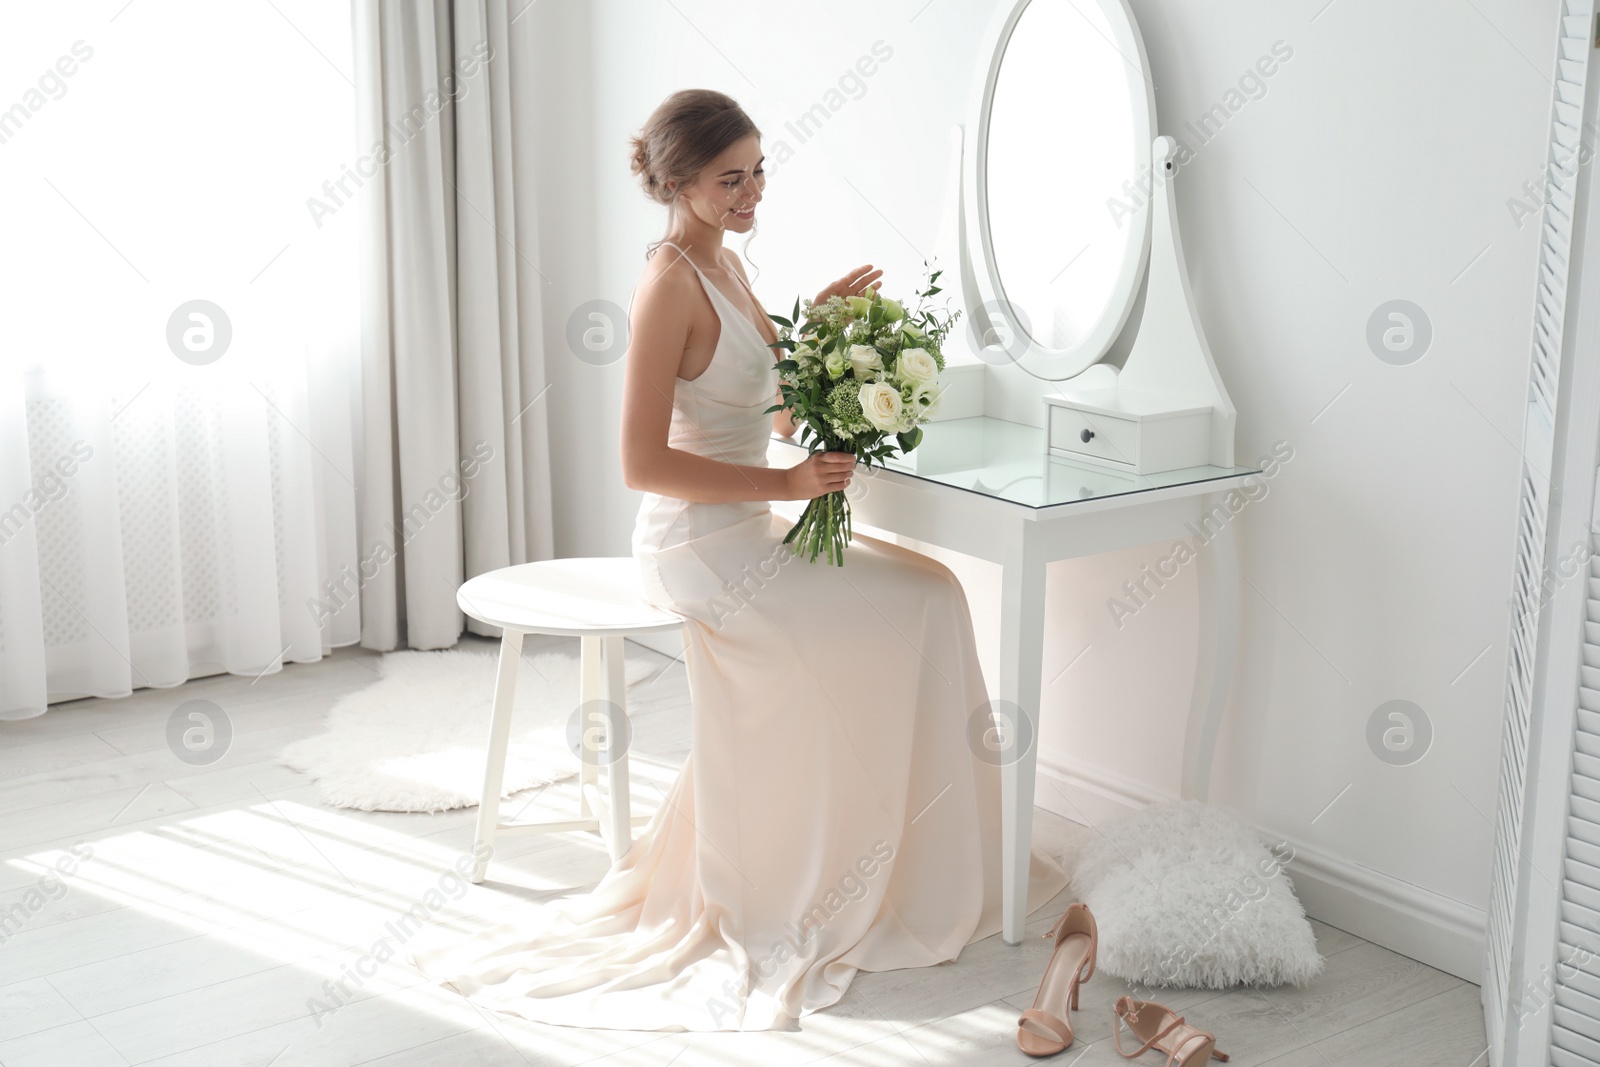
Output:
[{"xmin": 408, "ymin": 89, "xmax": 1067, "ymax": 1033}]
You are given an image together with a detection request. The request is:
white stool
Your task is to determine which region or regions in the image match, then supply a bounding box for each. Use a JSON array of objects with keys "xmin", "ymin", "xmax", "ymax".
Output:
[{"xmin": 456, "ymin": 557, "xmax": 685, "ymax": 882}]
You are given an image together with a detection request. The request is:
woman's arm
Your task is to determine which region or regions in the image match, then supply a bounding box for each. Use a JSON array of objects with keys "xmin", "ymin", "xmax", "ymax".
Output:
[{"xmin": 620, "ymin": 264, "xmax": 795, "ymax": 502}]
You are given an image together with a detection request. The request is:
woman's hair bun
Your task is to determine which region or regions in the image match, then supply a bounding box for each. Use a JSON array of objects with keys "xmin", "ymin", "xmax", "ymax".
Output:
[{"xmin": 628, "ymin": 135, "xmax": 652, "ymax": 182}]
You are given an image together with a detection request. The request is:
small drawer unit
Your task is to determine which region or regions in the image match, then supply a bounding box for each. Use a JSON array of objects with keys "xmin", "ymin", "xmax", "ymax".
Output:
[
  {"xmin": 1043, "ymin": 389, "xmax": 1211, "ymax": 475},
  {"xmin": 1047, "ymin": 404, "xmax": 1141, "ymax": 468}
]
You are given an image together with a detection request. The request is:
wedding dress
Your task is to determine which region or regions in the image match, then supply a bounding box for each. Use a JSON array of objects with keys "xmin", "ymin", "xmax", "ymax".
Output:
[{"xmin": 407, "ymin": 241, "xmax": 1068, "ymax": 1032}]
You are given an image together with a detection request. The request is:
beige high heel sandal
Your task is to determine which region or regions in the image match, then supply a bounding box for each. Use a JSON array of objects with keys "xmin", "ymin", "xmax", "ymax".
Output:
[
  {"xmin": 1112, "ymin": 995, "xmax": 1230, "ymax": 1065},
  {"xmin": 1015, "ymin": 903, "xmax": 1098, "ymax": 1057}
]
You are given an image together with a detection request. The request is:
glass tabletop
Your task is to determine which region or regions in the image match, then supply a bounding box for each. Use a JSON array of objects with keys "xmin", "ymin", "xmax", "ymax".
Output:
[{"xmin": 771, "ymin": 415, "xmax": 1261, "ymax": 511}]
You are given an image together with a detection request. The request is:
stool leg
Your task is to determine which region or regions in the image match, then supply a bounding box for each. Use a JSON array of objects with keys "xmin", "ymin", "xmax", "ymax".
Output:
[
  {"xmin": 578, "ymin": 635, "xmax": 602, "ymax": 819},
  {"xmin": 472, "ymin": 628, "xmax": 523, "ymax": 883},
  {"xmin": 603, "ymin": 635, "xmax": 633, "ymax": 861}
]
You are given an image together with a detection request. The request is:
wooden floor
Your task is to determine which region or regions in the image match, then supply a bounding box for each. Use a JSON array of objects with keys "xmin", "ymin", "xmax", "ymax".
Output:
[{"xmin": 0, "ymin": 637, "xmax": 1489, "ymax": 1067}]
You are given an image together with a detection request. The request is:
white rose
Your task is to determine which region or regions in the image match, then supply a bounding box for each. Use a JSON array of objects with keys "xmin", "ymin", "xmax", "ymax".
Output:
[
  {"xmin": 896, "ymin": 347, "xmax": 938, "ymax": 384},
  {"xmin": 859, "ymin": 381, "xmax": 904, "ymax": 432},
  {"xmin": 908, "ymin": 379, "xmax": 943, "ymax": 418},
  {"xmin": 847, "ymin": 344, "xmax": 883, "ymax": 378}
]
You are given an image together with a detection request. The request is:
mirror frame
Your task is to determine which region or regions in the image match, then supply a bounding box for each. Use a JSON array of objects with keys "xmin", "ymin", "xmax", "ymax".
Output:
[{"xmin": 964, "ymin": 0, "xmax": 1158, "ymax": 381}]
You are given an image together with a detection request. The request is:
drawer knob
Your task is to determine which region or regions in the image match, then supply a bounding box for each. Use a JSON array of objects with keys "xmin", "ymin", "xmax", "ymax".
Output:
[{"xmin": 1080, "ymin": 428, "xmax": 1095, "ymax": 443}]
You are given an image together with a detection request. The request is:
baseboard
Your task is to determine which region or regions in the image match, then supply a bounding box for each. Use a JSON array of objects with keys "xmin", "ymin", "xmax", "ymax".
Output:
[
  {"xmin": 1034, "ymin": 753, "xmax": 1487, "ymax": 984},
  {"xmin": 1283, "ymin": 834, "xmax": 1486, "ymax": 983}
]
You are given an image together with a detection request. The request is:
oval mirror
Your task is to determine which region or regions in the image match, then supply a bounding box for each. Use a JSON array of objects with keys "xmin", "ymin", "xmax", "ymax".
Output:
[{"xmin": 970, "ymin": 0, "xmax": 1155, "ymax": 380}]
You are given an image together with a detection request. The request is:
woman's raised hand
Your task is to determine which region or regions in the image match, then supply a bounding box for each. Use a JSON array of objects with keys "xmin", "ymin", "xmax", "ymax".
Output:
[
  {"xmin": 813, "ymin": 265, "xmax": 884, "ymax": 307},
  {"xmin": 785, "ymin": 450, "xmax": 857, "ymax": 501}
]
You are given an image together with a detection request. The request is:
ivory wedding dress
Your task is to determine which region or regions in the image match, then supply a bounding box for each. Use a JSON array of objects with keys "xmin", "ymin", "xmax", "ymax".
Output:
[{"xmin": 408, "ymin": 241, "xmax": 1068, "ymax": 1032}]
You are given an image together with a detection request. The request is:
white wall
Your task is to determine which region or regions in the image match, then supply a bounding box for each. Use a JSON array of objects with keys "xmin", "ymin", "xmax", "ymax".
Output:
[{"xmin": 537, "ymin": 0, "xmax": 1561, "ymax": 980}]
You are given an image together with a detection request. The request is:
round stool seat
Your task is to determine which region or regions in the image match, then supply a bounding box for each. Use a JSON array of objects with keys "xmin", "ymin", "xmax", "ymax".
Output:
[
  {"xmin": 457, "ymin": 557, "xmax": 684, "ymax": 637},
  {"xmin": 459, "ymin": 557, "xmax": 678, "ymax": 883}
]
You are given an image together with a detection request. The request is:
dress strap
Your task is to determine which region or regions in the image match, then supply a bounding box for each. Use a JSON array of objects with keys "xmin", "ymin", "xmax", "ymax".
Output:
[
  {"xmin": 658, "ymin": 240, "xmax": 753, "ymax": 299},
  {"xmin": 724, "ymin": 255, "xmax": 758, "ymax": 302},
  {"xmin": 656, "ymin": 240, "xmax": 704, "ymax": 278},
  {"xmin": 650, "ymin": 240, "xmax": 765, "ymax": 343}
]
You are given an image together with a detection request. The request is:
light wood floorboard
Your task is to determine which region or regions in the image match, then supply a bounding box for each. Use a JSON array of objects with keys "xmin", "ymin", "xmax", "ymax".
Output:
[{"xmin": 0, "ymin": 638, "xmax": 1487, "ymax": 1066}]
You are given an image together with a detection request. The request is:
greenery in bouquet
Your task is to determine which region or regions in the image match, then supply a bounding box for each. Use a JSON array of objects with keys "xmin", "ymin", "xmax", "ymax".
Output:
[{"xmin": 763, "ymin": 259, "xmax": 963, "ymax": 565}]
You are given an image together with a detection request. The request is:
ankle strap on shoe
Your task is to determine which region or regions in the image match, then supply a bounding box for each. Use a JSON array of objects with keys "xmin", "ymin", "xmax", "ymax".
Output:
[
  {"xmin": 1112, "ymin": 997, "xmax": 1215, "ymax": 1065},
  {"xmin": 1043, "ymin": 904, "xmax": 1098, "ymax": 983}
]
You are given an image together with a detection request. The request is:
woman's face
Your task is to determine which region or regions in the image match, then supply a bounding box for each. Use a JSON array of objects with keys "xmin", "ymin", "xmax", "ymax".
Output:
[{"xmin": 676, "ymin": 133, "xmax": 765, "ymax": 233}]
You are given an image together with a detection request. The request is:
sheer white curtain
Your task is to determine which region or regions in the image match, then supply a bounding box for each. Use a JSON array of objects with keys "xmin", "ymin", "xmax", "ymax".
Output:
[
  {"xmin": 0, "ymin": 356, "xmax": 361, "ymax": 718},
  {"xmin": 0, "ymin": 1, "xmax": 362, "ymax": 718},
  {"xmin": 0, "ymin": 0, "xmax": 561, "ymax": 717}
]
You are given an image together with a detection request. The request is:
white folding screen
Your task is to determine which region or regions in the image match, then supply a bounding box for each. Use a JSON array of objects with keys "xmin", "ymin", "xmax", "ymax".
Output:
[
  {"xmin": 1545, "ymin": 495, "xmax": 1600, "ymax": 1065},
  {"xmin": 1484, "ymin": 5, "xmax": 1600, "ymax": 1064}
]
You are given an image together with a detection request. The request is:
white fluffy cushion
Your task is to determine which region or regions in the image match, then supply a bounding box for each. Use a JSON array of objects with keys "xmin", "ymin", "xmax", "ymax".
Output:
[
  {"xmin": 281, "ymin": 647, "xmax": 653, "ymax": 813},
  {"xmin": 1062, "ymin": 799, "xmax": 1324, "ymax": 988}
]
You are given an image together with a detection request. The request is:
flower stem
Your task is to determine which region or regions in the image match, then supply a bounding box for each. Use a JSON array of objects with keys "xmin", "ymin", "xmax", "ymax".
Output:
[{"xmin": 781, "ymin": 490, "xmax": 852, "ymax": 565}]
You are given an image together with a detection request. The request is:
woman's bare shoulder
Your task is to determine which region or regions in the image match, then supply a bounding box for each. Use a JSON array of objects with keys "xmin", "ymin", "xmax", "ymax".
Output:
[{"xmin": 634, "ymin": 247, "xmax": 700, "ymax": 310}]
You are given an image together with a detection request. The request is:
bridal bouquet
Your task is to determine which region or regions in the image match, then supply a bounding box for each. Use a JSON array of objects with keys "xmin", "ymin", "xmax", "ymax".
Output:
[{"xmin": 765, "ymin": 263, "xmax": 962, "ymax": 565}]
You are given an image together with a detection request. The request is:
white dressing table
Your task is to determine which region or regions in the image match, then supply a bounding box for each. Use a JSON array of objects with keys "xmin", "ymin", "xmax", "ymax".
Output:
[
  {"xmin": 764, "ymin": 0, "xmax": 1255, "ymax": 944},
  {"xmin": 768, "ymin": 421, "xmax": 1259, "ymax": 943}
]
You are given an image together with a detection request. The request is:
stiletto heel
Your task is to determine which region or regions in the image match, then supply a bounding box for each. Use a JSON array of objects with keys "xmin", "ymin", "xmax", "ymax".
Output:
[
  {"xmin": 1112, "ymin": 995, "xmax": 1229, "ymax": 1065},
  {"xmin": 1015, "ymin": 902, "xmax": 1098, "ymax": 1057}
]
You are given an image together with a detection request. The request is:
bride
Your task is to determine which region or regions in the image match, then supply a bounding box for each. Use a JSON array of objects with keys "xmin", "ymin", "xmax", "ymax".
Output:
[{"xmin": 408, "ymin": 88, "xmax": 1068, "ymax": 1033}]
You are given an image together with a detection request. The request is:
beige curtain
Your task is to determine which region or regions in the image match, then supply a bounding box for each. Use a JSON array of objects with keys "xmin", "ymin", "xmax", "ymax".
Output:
[{"xmin": 352, "ymin": 0, "xmax": 554, "ymax": 650}]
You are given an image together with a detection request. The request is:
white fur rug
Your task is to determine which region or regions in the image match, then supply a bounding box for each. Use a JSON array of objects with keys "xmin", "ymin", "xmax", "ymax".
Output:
[
  {"xmin": 280, "ymin": 647, "xmax": 654, "ymax": 813},
  {"xmin": 1062, "ymin": 799, "xmax": 1324, "ymax": 989}
]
